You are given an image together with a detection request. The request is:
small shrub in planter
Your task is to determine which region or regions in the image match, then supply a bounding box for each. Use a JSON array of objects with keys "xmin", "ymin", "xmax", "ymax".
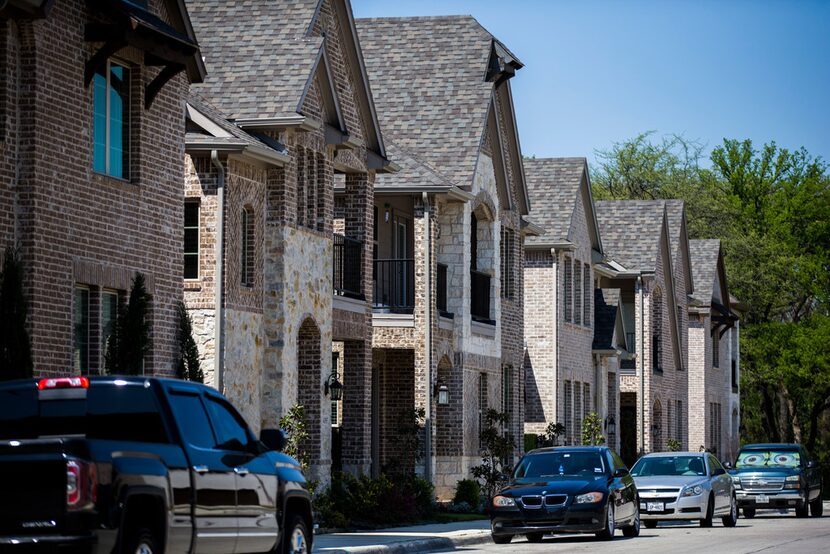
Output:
[{"xmin": 453, "ymin": 479, "xmax": 481, "ymax": 511}]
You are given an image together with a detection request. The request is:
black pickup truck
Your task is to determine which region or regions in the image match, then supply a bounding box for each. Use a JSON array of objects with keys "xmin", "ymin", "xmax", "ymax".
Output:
[{"xmin": 0, "ymin": 376, "xmax": 313, "ymax": 553}]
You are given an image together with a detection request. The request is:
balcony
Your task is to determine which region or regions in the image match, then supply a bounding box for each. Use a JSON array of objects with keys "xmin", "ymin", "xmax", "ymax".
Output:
[
  {"xmin": 437, "ymin": 263, "xmax": 453, "ymax": 319},
  {"xmin": 470, "ymin": 270, "xmax": 493, "ymax": 325},
  {"xmin": 373, "ymin": 259, "xmax": 414, "ymax": 314},
  {"xmin": 333, "ymin": 234, "xmax": 363, "ymax": 299}
]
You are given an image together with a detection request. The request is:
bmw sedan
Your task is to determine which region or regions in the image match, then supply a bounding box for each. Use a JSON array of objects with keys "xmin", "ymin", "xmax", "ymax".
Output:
[
  {"xmin": 630, "ymin": 452, "xmax": 738, "ymax": 528},
  {"xmin": 489, "ymin": 446, "xmax": 640, "ymax": 544}
]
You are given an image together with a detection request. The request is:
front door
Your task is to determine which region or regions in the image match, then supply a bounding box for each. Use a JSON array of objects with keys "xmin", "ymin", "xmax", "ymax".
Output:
[
  {"xmin": 620, "ymin": 398, "xmax": 637, "ymax": 467},
  {"xmin": 167, "ymin": 390, "xmax": 238, "ymax": 554}
]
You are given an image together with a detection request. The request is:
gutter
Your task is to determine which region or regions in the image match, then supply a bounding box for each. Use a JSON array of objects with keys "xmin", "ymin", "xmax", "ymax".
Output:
[
  {"xmin": 550, "ymin": 248, "xmax": 560, "ymax": 439},
  {"xmin": 370, "ymin": 185, "xmax": 473, "ymax": 201},
  {"xmin": 187, "ymin": 141, "xmax": 289, "ymax": 167},
  {"xmin": 527, "ymin": 240, "xmax": 575, "ymax": 251},
  {"xmin": 211, "ymin": 150, "xmax": 226, "ymax": 394}
]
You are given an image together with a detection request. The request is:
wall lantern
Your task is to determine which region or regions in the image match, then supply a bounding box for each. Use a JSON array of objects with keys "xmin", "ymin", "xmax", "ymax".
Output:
[
  {"xmin": 324, "ymin": 371, "xmax": 343, "ymax": 401},
  {"xmin": 604, "ymin": 415, "xmax": 616, "ymax": 436},
  {"xmin": 435, "ymin": 382, "xmax": 450, "ymax": 406},
  {"xmin": 651, "ymin": 423, "xmax": 661, "ymax": 436}
]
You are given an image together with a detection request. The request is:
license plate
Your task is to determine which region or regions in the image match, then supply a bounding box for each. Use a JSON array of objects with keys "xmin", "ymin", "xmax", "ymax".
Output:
[
  {"xmin": 647, "ymin": 502, "xmax": 664, "ymax": 512},
  {"xmin": 756, "ymin": 494, "xmax": 769, "ymax": 504}
]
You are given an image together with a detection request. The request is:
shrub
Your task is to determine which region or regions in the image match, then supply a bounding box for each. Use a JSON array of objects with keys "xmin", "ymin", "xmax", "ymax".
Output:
[
  {"xmin": 667, "ymin": 438, "xmax": 682, "ymax": 452},
  {"xmin": 279, "ymin": 405, "xmax": 309, "ymax": 471},
  {"xmin": 175, "ymin": 302, "xmax": 203, "ymax": 382},
  {"xmin": 453, "ymin": 479, "xmax": 481, "ymax": 509},
  {"xmin": 471, "ymin": 409, "xmax": 515, "ymax": 501},
  {"xmin": 581, "ymin": 412, "xmax": 605, "ymax": 446}
]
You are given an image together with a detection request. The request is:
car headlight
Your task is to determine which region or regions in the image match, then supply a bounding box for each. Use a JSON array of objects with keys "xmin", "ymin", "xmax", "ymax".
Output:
[
  {"xmin": 574, "ymin": 492, "xmax": 604, "ymax": 504},
  {"xmin": 492, "ymin": 495, "xmax": 516, "ymax": 508},
  {"xmin": 731, "ymin": 476, "xmax": 741, "ymax": 489},
  {"xmin": 784, "ymin": 476, "xmax": 801, "ymax": 489},
  {"xmin": 682, "ymin": 485, "xmax": 703, "ymax": 497}
]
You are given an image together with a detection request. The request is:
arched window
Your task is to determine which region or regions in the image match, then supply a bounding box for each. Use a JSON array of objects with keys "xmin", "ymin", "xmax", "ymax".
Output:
[{"xmin": 652, "ymin": 287, "xmax": 663, "ymax": 372}]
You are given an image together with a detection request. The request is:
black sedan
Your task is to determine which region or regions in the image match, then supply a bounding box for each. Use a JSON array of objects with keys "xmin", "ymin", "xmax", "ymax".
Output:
[{"xmin": 490, "ymin": 446, "xmax": 641, "ymax": 544}]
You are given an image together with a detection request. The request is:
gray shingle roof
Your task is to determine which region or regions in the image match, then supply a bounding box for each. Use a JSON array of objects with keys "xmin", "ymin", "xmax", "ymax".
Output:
[
  {"xmin": 664, "ymin": 199, "xmax": 684, "ymax": 258},
  {"xmin": 187, "ymin": 93, "xmax": 281, "ymax": 150},
  {"xmin": 593, "ymin": 288, "xmax": 621, "ymax": 350},
  {"xmin": 188, "ymin": 0, "xmax": 323, "ymax": 121},
  {"xmin": 689, "ymin": 239, "xmax": 721, "ymax": 304},
  {"xmin": 356, "ymin": 16, "xmax": 498, "ymax": 188},
  {"xmin": 595, "ymin": 200, "xmax": 666, "ymax": 272},
  {"xmin": 524, "ymin": 157, "xmax": 585, "ymax": 246}
]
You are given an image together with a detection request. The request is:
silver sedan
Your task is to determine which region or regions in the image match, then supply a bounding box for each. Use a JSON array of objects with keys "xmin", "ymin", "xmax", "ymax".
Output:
[{"xmin": 630, "ymin": 452, "xmax": 738, "ymax": 528}]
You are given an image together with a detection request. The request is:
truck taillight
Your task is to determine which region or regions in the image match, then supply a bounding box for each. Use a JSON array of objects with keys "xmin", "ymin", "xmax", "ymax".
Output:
[
  {"xmin": 66, "ymin": 459, "xmax": 96, "ymax": 510},
  {"xmin": 39, "ymin": 377, "xmax": 90, "ymax": 390}
]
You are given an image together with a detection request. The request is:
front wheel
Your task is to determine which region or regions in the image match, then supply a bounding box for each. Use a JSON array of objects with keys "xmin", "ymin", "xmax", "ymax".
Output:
[
  {"xmin": 700, "ymin": 496, "xmax": 714, "ymax": 528},
  {"xmin": 743, "ymin": 507, "xmax": 756, "ymax": 518},
  {"xmin": 722, "ymin": 495, "xmax": 738, "ymax": 527},
  {"xmin": 644, "ymin": 520, "xmax": 658, "ymax": 529},
  {"xmin": 622, "ymin": 506, "xmax": 641, "ymax": 537},
  {"xmin": 492, "ymin": 534, "xmax": 513, "ymax": 544},
  {"xmin": 122, "ymin": 527, "xmax": 159, "ymax": 554},
  {"xmin": 283, "ymin": 515, "xmax": 310, "ymax": 554},
  {"xmin": 595, "ymin": 503, "xmax": 615, "ymax": 541},
  {"xmin": 810, "ymin": 495, "xmax": 824, "ymax": 517}
]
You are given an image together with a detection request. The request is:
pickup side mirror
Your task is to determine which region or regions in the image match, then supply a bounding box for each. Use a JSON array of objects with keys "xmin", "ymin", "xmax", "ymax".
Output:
[
  {"xmin": 807, "ymin": 460, "xmax": 819, "ymax": 469},
  {"xmin": 260, "ymin": 428, "xmax": 286, "ymax": 452},
  {"xmin": 614, "ymin": 468, "xmax": 629, "ymax": 478},
  {"xmin": 723, "ymin": 462, "xmax": 733, "ymax": 470}
]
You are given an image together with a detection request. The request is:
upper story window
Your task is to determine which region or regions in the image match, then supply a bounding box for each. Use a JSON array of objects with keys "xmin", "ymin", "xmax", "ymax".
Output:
[
  {"xmin": 241, "ymin": 207, "xmax": 254, "ymax": 286},
  {"xmin": 712, "ymin": 330, "xmax": 720, "ymax": 368},
  {"xmin": 184, "ymin": 201, "xmax": 200, "ymax": 279},
  {"xmin": 563, "ymin": 256, "xmax": 573, "ymax": 322},
  {"xmin": 583, "ymin": 262, "xmax": 591, "ymax": 327},
  {"xmin": 500, "ymin": 227, "xmax": 515, "ymax": 299},
  {"xmin": 652, "ymin": 287, "xmax": 663, "ymax": 372},
  {"xmin": 93, "ymin": 60, "xmax": 130, "ymax": 179},
  {"xmin": 574, "ymin": 262, "xmax": 582, "ymax": 325}
]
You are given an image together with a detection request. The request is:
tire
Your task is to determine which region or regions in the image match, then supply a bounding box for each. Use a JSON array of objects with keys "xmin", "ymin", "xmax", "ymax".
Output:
[
  {"xmin": 796, "ymin": 503, "xmax": 809, "ymax": 518},
  {"xmin": 743, "ymin": 507, "xmax": 756, "ymax": 519},
  {"xmin": 622, "ymin": 506, "xmax": 641, "ymax": 537},
  {"xmin": 644, "ymin": 520, "xmax": 658, "ymax": 529},
  {"xmin": 525, "ymin": 532, "xmax": 544, "ymax": 543},
  {"xmin": 122, "ymin": 527, "xmax": 159, "ymax": 554},
  {"xmin": 492, "ymin": 534, "xmax": 513, "ymax": 544},
  {"xmin": 283, "ymin": 515, "xmax": 311, "ymax": 554},
  {"xmin": 722, "ymin": 495, "xmax": 738, "ymax": 527},
  {"xmin": 700, "ymin": 496, "xmax": 714, "ymax": 528},
  {"xmin": 810, "ymin": 495, "xmax": 824, "ymax": 517},
  {"xmin": 595, "ymin": 503, "xmax": 615, "ymax": 541}
]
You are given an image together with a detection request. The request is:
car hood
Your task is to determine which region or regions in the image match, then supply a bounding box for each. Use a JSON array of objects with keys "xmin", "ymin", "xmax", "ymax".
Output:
[
  {"xmin": 501, "ymin": 476, "xmax": 608, "ymax": 497},
  {"xmin": 633, "ymin": 475, "xmax": 707, "ymax": 489}
]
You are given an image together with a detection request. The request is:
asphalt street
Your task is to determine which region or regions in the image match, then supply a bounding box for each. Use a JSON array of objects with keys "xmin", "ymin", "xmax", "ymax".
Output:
[{"xmin": 436, "ymin": 506, "xmax": 830, "ymax": 554}]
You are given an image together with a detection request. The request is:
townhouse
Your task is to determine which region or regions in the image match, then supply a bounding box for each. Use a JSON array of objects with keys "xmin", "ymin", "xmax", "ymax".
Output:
[
  {"xmin": 357, "ymin": 16, "xmax": 533, "ymax": 497},
  {"xmin": 184, "ymin": 0, "xmax": 389, "ymax": 482},
  {"xmin": 0, "ymin": 0, "xmax": 203, "ymax": 376},
  {"xmin": 594, "ymin": 201, "xmax": 689, "ymax": 465},
  {"xmin": 688, "ymin": 239, "xmax": 741, "ymax": 459},
  {"xmin": 522, "ymin": 158, "xmax": 611, "ymax": 446}
]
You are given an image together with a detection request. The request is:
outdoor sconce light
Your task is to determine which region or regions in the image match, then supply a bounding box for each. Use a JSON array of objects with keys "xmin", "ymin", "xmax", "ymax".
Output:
[
  {"xmin": 604, "ymin": 415, "xmax": 616, "ymax": 436},
  {"xmin": 324, "ymin": 371, "xmax": 343, "ymax": 401},
  {"xmin": 435, "ymin": 382, "xmax": 450, "ymax": 406},
  {"xmin": 651, "ymin": 423, "xmax": 661, "ymax": 436}
]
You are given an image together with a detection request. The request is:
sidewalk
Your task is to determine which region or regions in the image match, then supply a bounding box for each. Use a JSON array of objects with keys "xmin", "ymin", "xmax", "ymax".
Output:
[{"xmin": 313, "ymin": 519, "xmax": 492, "ymax": 553}]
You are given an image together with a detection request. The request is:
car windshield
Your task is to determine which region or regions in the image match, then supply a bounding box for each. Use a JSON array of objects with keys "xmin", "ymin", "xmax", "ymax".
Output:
[
  {"xmin": 736, "ymin": 450, "xmax": 800, "ymax": 469},
  {"xmin": 514, "ymin": 451, "xmax": 607, "ymax": 479},
  {"xmin": 630, "ymin": 455, "xmax": 706, "ymax": 477}
]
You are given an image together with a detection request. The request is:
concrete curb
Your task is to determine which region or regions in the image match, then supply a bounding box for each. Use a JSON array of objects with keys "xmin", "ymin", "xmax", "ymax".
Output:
[{"xmin": 316, "ymin": 529, "xmax": 492, "ymax": 553}]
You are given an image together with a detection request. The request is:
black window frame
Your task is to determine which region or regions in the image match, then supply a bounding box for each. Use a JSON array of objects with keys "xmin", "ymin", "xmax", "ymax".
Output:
[{"xmin": 184, "ymin": 200, "xmax": 200, "ymax": 280}]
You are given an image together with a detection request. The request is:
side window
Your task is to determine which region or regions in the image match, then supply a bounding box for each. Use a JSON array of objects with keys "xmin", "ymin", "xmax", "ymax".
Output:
[
  {"xmin": 709, "ymin": 455, "xmax": 723, "ymax": 474},
  {"xmin": 205, "ymin": 396, "xmax": 251, "ymax": 451},
  {"xmin": 169, "ymin": 392, "xmax": 216, "ymax": 449},
  {"xmin": 612, "ymin": 451, "xmax": 627, "ymax": 472}
]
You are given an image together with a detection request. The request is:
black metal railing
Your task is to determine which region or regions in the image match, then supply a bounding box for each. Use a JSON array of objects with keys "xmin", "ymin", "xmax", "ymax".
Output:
[
  {"xmin": 731, "ymin": 360, "xmax": 738, "ymax": 393},
  {"xmin": 333, "ymin": 234, "xmax": 363, "ymax": 299},
  {"xmin": 437, "ymin": 263, "xmax": 453, "ymax": 318},
  {"xmin": 373, "ymin": 259, "xmax": 415, "ymax": 313},
  {"xmin": 470, "ymin": 270, "xmax": 493, "ymax": 324}
]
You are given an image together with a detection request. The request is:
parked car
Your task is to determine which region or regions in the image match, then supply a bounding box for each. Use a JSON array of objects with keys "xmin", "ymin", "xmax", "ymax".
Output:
[
  {"xmin": 630, "ymin": 452, "xmax": 737, "ymax": 528},
  {"xmin": 727, "ymin": 443, "xmax": 823, "ymax": 518},
  {"xmin": 489, "ymin": 446, "xmax": 640, "ymax": 544},
  {"xmin": 0, "ymin": 376, "xmax": 313, "ymax": 554}
]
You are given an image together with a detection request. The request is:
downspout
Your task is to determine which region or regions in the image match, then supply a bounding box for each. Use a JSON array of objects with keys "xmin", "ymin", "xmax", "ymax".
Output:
[
  {"xmin": 422, "ymin": 192, "xmax": 432, "ymax": 484},
  {"xmin": 211, "ymin": 150, "xmax": 226, "ymax": 394},
  {"xmin": 551, "ymin": 248, "xmax": 559, "ymax": 441},
  {"xmin": 638, "ymin": 274, "xmax": 645, "ymax": 455}
]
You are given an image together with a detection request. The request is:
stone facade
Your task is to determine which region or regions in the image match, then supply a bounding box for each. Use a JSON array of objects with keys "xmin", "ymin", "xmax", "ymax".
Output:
[{"xmin": 0, "ymin": 1, "xmax": 201, "ymax": 377}]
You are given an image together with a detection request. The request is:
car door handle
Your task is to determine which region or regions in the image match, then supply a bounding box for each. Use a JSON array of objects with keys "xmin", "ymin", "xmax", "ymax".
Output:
[
  {"xmin": 234, "ymin": 467, "xmax": 250, "ymax": 476},
  {"xmin": 193, "ymin": 465, "xmax": 209, "ymax": 474}
]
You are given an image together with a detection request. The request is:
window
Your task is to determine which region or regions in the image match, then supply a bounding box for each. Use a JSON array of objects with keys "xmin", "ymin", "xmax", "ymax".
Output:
[
  {"xmin": 667, "ymin": 401, "xmax": 673, "ymax": 442},
  {"xmin": 479, "ymin": 372, "xmax": 488, "ymax": 449},
  {"xmin": 563, "ymin": 381, "xmax": 572, "ymax": 444},
  {"xmin": 676, "ymin": 400, "xmax": 683, "ymax": 443},
  {"xmin": 73, "ymin": 287, "xmax": 90, "ymax": 375},
  {"xmin": 93, "ymin": 60, "xmax": 130, "ymax": 179},
  {"xmin": 563, "ymin": 257, "xmax": 573, "ymax": 322},
  {"xmin": 331, "ymin": 352, "xmax": 340, "ymax": 427},
  {"xmin": 169, "ymin": 392, "xmax": 215, "ymax": 449},
  {"xmin": 241, "ymin": 207, "xmax": 254, "ymax": 286},
  {"xmin": 583, "ymin": 263, "xmax": 591, "ymax": 327},
  {"xmin": 502, "ymin": 365, "xmax": 513, "ymax": 419},
  {"xmin": 574, "ymin": 262, "xmax": 582, "ymax": 325},
  {"xmin": 574, "ymin": 382, "xmax": 582, "ymax": 444},
  {"xmin": 652, "ymin": 288, "xmax": 663, "ymax": 372},
  {"xmin": 583, "ymin": 383, "xmax": 591, "ymax": 420},
  {"xmin": 205, "ymin": 395, "xmax": 251, "ymax": 451},
  {"xmin": 708, "ymin": 402, "xmax": 721, "ymax": 455},
  {"xmin": 101, "ymin": 290, "xmax": 119, "ymax": 363},
  {"xmin": 184, "ymin": 201, "xmax": 200, "ymax": 279},
  {"xmin": 712, "ymin": 332, "xmax": 720, "ymax": 368},
  {"xmin": 500, "ymin": 227, "xmax": 515, "ymax": 299}
]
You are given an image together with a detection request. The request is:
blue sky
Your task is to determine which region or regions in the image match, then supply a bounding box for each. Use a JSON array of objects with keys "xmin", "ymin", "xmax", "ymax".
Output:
[{"xmin": 353, "ymin": 0, "xmax": 830, "ymax": 164}]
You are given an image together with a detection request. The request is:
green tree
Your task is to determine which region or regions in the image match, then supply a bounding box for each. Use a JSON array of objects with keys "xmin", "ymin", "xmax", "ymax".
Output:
[
  {"xmin": 471, "ymin": 409, "xmax": 515, "ymax": 501},
  {"xmin": 175, "ymin": 302, "xmax": 203, "ymax": 382},
  {"xmin": 105, "ymin": 272, "xmax": 152, "ymax": 375},
  {"xmin": 581, "ymin": 412, "xmax": 605, "ymax": 446},
  {"xmin": 279, "ymin": 404, "xmax": 310, "ymax": 471},
  {"xmin": 0, "ymin": 247, "xmax": 33, "ymax": 381}
]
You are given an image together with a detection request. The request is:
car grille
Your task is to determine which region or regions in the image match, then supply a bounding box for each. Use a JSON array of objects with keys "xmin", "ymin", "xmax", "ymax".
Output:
[
  {"xmin": 638, "ymin": 487, "xmax": 681, "ymax": 504},
  {"xmin": 544, "ymin": 494, "xmax": 567, "ymax": 506},
  {"xmin": 741, "ymin": 477, "xmax": 784, "ymax": 491},
  {"xmin": 520, "ymin": 495, "xmax": 543, "ymax": 508},
  {"xmin": 519, "ymin": 494, "xmax": 569, "ymax": 509}
]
